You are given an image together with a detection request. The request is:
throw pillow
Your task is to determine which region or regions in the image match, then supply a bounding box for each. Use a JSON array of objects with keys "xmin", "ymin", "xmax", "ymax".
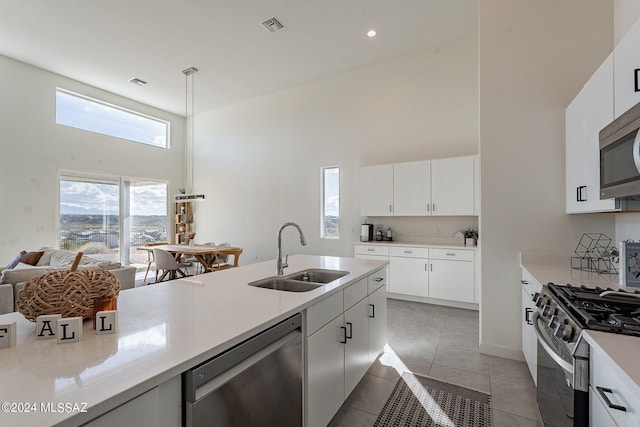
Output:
[
  {"xmin": 6, "ymin": 251, "xmax": 27, "ymax": 269},
  {"xmin": 20, "ymin": 251, "xmax": 44, "ymax": 266}
]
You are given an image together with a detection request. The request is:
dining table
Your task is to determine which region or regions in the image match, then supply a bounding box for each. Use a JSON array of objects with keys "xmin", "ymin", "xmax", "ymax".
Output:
[{"xmin": 137, "ymin": 244, "xmax": 243, "ymax": 276}]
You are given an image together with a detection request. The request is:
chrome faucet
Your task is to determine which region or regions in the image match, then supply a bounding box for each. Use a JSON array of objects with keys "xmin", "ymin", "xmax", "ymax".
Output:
[{"xmin": 277, "ymin": 222, "xmax": 307, "ymax": 275}]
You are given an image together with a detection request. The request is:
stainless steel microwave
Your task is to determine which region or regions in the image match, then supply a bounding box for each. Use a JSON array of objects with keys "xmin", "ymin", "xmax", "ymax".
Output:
[{"xmin": 600, "ymin": 101, "xmax": 640, "ymax": 199}]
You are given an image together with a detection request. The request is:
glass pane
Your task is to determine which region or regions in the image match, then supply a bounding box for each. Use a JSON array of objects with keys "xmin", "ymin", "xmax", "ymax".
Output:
[
  {"xmin": 129, "ymin": 182, "xmax": 167, "ymax": 268},
  {"xmin": 322, "ymin": 167, "xmax": 340, "ymax": 239},
  {"xmin": 56, "ymin": 89, "xmax": 169, "ymax": 148},
  {"xmin": 59, "ymin": 180, "xmax": 120, "ymax": 262}
]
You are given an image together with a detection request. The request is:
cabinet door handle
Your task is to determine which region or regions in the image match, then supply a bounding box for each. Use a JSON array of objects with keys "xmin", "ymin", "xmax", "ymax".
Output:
[
  {"xmin": 369, "ymin": 304, "xmax": 375, "ymax": 318},
  {"xmin": 340, "ymin": 326, "xmax": 348, "ymax": 344},
  {"xmin": 374, "ymin": 277, "xmax": 383, "ymax": 282},
  {"xmin": 430, "ymin": 264, "xmax": 433, "ymax": 272},
  {"xmin": 389, "ymin": 204, "xmax": 393, "ymax": 213},
  {"xmin": 425, "ymin": 263, "xmax": 428, "ymax": 271},
  {"xmin": 432, "ymin": 204, "xmax": 436, "ymax": 212},
  {"xmin": 521, "ymin": 280, "xmax": 528, "ymax": 285},
  {"xmin": 596, "ymin": 386, "xmax": 627, "ymax": 412},
  {"xmin": 345, "ymin": 322, "xmax": 353, "ymax": 339},
  {"xmin": 577, "ymin": 186, "xmax": 587, "ymax": 202},
  {"xmin": 525, "ymin": 308, "xmax": 533, "ymax": 325},
  {"xmin": 635, "ymin": 68, "xmax": 640, "ymax": 92},
  {"xmin": 427, "ymin": 204, "xmax": 430, "ymax": 212}
]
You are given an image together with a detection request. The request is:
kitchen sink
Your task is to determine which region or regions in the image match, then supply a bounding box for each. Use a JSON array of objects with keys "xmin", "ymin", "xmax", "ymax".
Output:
[
  {"xmin": 248, "ymin": 269, "xmax": 350, "ymax": 292},
  {"xmin": 286, "ymin": 269, "xmax": 350, "ymax": 284},
  {"xmin": 249, "ymin": 278, "xmax": 323, "ymax": 292}
]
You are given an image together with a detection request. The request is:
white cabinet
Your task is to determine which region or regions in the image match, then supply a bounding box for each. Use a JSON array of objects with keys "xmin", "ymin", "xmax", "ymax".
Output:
[
  {"xmin": 431, "ymin": 156, "xmax": 475, "ymax": 216},
  {"xmin": 520, "ymin": 274, "xmax": 540, "ymax": 384},
  {"xmin": 393, "ymin": 160, "xmax": 431, "ymax": 216},
  {"xmin": 306, "ymin": 269, "xmax": 388, "ymax": 427},
  {"xmin": 614, "ymin": 19, "xmax": 640, "ymax": 118},
  {"xmin": 361, "ymin": 164, "xmax": 394, "ymax": 216},
  {"xmin": 429, "ymin": 251, "xmax": 474, "ymax": 303},
  {"xmin": 590, "ymin": 342, "xmax": 640, "ymax": 427},
  {"xmin": 565, "ymin": 54, "xmax": 616, "ymax": 213},
  {"xmin": 590, "ymin": 387, "xmax": 617, "ymax": 427},
  {"xmin": 385, "ymin": 245, "xmax": 475, "ymax": 305},
  {"xmin": 360, "ymin": 155, "xmax": 477, "ymax": 217},
  {"xmin": 389, "ymin": 247, "xmax": 429, "ymax": 297}
]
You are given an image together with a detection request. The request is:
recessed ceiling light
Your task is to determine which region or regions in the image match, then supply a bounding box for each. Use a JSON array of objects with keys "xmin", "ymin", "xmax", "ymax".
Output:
[
  {"xmin": 129, "ymin": 77, "xmax": 148, "ymax": 86},
  {"xmin": 367, "ymin": 30, "xmax": 377, "ymax": 38},
  {"xmin": 262, "ymin": 17, "xmax": 285, "ymax": 33}
]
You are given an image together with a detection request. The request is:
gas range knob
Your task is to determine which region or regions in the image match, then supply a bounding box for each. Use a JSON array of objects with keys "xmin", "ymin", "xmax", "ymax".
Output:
[
  {"xmin": 536, "ymin": 297, "xmax": 548, "ymax": 308},
  {"xmin": 532, "ymin": 292, "xmax": 540, "ymax": 303},
  {"xmin": 554, "ymin": 323, "xmax": 573, "ymax": 341},
  {"xmin": 548, "ymin": 315, "xmax": 560, "ymax": 329},
  {"xmin": 542, "ymin": 304, "xmax": 556, "ymax": 319}
]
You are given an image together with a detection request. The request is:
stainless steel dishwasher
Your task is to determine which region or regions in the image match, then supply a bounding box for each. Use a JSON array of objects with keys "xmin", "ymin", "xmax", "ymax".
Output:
[{"xmin": 183, "ymin": 313, "xmax": 302, "ymax": 427}]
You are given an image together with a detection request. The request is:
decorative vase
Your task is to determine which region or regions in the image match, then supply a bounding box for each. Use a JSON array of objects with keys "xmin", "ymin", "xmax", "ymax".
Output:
[{"xmin": 465, "ymin": 238, "xmax": 475, "ymax": 246}]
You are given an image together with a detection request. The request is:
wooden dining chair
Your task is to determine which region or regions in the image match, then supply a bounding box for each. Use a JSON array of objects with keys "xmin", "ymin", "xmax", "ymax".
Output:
[
  {"xmin": 153, "ymin": 248, "xmax": 190, "ymax": 282},
  {"xmin": 144, "ymin": 241, "xmax": 168, "ymax": 283},
  {"xmin": 206, "ymin": 246, "xmax": 243, "ymax": 272}
]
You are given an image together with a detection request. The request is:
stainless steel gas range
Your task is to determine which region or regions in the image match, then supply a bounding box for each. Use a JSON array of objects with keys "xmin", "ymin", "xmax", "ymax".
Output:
[{"xmin": 533, "ymin": 283, "xmax": 640, "ymax": 427}]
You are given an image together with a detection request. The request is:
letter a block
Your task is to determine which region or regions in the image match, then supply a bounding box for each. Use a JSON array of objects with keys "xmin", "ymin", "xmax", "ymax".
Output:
[
  {"xmin": 0, "ymin": 322, "xmax": 17, "ymax": 349},
  {"xmin": 57, "ymin": 317, "xmax": 82, "ymax": 344},
  {"xmin": 36, "ymin": 314, "xmax": 61, "ymax": 340},
  {"xmin": 95, "ymin": 310, "xmax": 117, "ymax": 335}
]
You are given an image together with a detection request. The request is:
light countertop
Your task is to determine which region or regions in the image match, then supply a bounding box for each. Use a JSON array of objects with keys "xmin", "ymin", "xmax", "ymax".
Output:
[
  {"xmin": 0, "ymin": 255, "xmax": 387, "ymax": 426},
  {"xmin": 520, "ymin": 253, "xmax": 640, "ymax": 395}
]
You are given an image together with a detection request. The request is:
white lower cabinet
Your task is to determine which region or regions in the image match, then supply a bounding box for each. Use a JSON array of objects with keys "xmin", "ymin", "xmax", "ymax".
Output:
[
  {"xmin": 590, "ymin": 342, "xmax": 640, "ymax": 426},
  {"xmin": 520, "ymin": 272, "xmax": 541, "ymax": 384},
  {"xmin": 306, "ymin": 268, "xmax": 388, "ymax": 427},
  {"xmin": 429, "ymin": 258, "xmax": 473, "ymax": 303},
  {"xmin": 389, "ymin": 255, "xmax": 429, "ymax": 297}
]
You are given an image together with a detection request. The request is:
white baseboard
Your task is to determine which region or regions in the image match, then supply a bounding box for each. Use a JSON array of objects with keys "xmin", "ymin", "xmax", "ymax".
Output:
[
  {"xmin": 479, "ymin": 342, "xmax": 525, "ymax": 361},
  {"xmin": 387, "ymin": 292, "xmax": 479, "ymax": 311}
]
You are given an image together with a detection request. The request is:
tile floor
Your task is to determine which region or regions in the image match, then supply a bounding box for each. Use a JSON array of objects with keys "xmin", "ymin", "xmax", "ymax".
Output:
[{"xmin": 329, "ymin": 298, "xmax": 538, "ymax": 427}]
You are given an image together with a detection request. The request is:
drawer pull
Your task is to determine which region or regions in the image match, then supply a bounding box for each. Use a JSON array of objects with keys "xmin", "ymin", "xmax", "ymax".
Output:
[
  {"xmin": 374, "ymin": 277, "xmax": 383, "ymax": 282},
  {"xmin": 596, "ymin": 386, "xmax": 627, "ymax": 412},
  {"xmin": 403, "ymin": 250, "xmax": 413, "ymax": 254},
  {"xmin": 369, "ymin": 304, "xmax": 375, "ymax": 318},
  {"xmin": 340, "ymin": 326, "xmax": 348, "ymax": 344},
  {"xmin": 367, "ymin": 248, "xmax": 375, "ymax": 252},
  {"xmin": 521, "ymin": 280, "xmax": 528, "ymax": 284},
  {"xmin": 525, "ymin": 308, "xmax": 533, "ymax": 325},
  {"xmin": 345, "ymin": 322, "xmax": 353, "ymax": 339},
  {"xmin": 446, "ymin": 253, "xmax": 456, "ymax": 256}
]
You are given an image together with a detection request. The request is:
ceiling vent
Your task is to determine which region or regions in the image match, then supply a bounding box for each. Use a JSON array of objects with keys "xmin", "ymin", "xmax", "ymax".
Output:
[
  {"xmin": 129, "ymin": 77, "xmax": 148, "ymax": 86},
  {"xmin": 261, "ymin": 17, "xmax": 284, "ymax": 33}
]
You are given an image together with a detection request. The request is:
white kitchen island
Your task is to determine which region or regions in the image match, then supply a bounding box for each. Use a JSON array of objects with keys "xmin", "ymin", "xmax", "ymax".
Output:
[{"xmin": 0, "ymin": 255, "xmax": 388, "ymax": 427}]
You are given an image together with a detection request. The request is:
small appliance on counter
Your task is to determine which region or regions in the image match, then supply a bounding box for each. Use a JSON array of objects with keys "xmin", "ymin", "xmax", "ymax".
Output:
[
  {"xmin": 384, "ymin": 227, "xmax": 393, "ymax": 241},
  {"xmin": 375, "ymin": 227, "xmax": 384, "ymax": 241},
  {"xmin": 360, "ymin": 223, "xmax": 373, "ymax": 242}
]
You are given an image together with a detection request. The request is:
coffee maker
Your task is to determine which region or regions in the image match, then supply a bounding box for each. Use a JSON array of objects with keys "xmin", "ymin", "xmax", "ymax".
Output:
[{"xmin": 360, "ymin": 224, "xmax": 374, "ymax": 242}]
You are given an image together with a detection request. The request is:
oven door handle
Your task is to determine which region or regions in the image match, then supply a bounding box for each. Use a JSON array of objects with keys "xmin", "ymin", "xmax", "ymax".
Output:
[{"xmin": 532, "ymin": 312, "xmax": 573, "ymax": 375}]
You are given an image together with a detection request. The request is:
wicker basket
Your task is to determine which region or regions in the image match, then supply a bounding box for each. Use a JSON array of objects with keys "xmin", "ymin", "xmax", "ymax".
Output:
[{"xmin": 16, "ymin": 252, "xmax": 120, "ymax": 322}]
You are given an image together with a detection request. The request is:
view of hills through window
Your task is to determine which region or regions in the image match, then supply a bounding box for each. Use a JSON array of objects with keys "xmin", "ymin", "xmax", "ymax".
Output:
[{"xmin": 60, "ymin": 179, "xmax": 167, "ymax": 264}]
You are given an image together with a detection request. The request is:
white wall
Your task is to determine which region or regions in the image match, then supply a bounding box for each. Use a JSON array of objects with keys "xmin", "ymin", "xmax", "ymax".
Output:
[
  {"xmin": 479, "ymin": 0, "xmax": 615, "ymax": 358},
  {"xmin": 192, "ymin": 36, "xmax": 479, "ymax": 265},
  {"xmin": 0, "ymin": 55, "xmax": 185, "ymax": 262}
]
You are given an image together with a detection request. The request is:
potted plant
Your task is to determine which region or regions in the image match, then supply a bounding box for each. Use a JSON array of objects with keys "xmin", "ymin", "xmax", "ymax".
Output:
[{"xmin": 463, "ymin": 228, "xmax": 478, "ymax": 246}]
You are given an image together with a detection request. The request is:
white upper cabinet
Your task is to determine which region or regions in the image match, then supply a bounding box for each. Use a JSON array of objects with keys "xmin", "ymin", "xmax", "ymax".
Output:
[
  {"xmin": 565, "ymin": 54, "xmax": 617, "ymax": 213},
  {"xmin": 360, "ymin": 164, "xmax": 394, "ymax": 216},
  {"xmin": 393, "ymin": 160, "xmax": 431, "ymax": 216},
  {"xmin": 361, "ymin": 155, "xmax": 477, "ymax": 217},
  {"xmin": 431, "ymin": 156, "xmax": 475, "ymax": 216},
  {"xmin": 614, "ymin": 19, "xmax": 640, "ymax": 118}
]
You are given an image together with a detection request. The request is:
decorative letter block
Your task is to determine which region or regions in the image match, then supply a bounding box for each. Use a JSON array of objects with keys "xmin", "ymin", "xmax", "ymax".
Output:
[
  {"xmin": 95, "ymin": 310, "xmax": 117, "ymax": 335},
  {"xmin": 57, "ymin": 317, "xmax": 82, "ymax": 344},
  {"xmin": 0, "ymin": 322, "xmax": 17, "ymax": 349},
  {"xmin": 36, "ymin": 314, "xmax": 61, "ymax": 340}
]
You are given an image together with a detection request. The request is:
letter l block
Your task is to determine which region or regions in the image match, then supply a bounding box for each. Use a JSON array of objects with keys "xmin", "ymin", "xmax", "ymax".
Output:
[
  {"xmin": 57, "ymin": 317, "xmax": 82, "ymax": 344},
  {"xmin": 95, "ymin": 310, "xmax": 117, "ymax": 335}
]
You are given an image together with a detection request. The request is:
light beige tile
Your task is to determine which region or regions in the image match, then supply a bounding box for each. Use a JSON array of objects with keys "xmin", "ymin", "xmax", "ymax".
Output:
[
  {"xmin": 328, "ymin": 406, "xmax": 379, "ymax": 427},
  {"xmin": 491, "ymin": 377, "xmax": 538, "ymax": 420},
  {"xmin": 493, "ymin": 410, "xmax": 537, "ymax": 427},
  {"xmin": 488, "ymin": 355, "xmax": 535, "ymax": 386},
  {"xmin": 433, "ymin": 346, "xmax": 490, "ymax": 376},
  {"xmin": 349, "ymin": 374, "xmax": 398, "ymax": 415},
  {"xmin": 428, "ymin": 362, "xmax": 491, "ymax": 394}
]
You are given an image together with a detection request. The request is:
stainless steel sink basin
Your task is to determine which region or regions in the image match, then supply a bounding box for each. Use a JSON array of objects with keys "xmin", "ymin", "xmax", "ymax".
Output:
[
  {"xmin": 249, "ymin": 278, "xmax": 323, "ymax": 292},
  {"xmin": 286, "ymin": 269, "xmax": 350, "ymax": 284},
  {"xmin": 248, "ymin": 269, "xmax": 350, "ymax": 292}
]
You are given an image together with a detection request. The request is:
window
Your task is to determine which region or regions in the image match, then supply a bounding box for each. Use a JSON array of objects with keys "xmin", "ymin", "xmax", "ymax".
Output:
[
  {"xmin": 59, "ymin": 174, "xmax": 167, "ymax": 266},
  {"xmin": 55, "ymin": 89, "xmax": 169, "ymax": 148},
  {"xmin": 321, "ymin": 167, "xmax": 340, "ymax": 239}
]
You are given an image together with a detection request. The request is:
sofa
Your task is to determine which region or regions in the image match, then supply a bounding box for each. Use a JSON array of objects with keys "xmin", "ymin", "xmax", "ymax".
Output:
[{"xmin": 0, "ymin": 249, "xmax": 136, "ymax": 315}]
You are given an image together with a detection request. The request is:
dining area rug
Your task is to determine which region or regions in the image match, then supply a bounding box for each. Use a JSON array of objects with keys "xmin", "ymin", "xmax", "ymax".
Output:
[{"xmin": 374, "ymin": 372, "xmax": 493, "ymax": 427}]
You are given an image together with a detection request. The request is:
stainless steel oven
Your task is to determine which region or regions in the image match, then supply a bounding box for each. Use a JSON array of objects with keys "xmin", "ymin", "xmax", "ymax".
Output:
[{"xmin": 533, "ymin": 312, "xmax": 588, "ymax": 427}]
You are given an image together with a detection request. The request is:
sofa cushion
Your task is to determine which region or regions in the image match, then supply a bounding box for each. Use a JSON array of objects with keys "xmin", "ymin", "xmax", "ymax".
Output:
[
  {"xmin": 49, "ymin": 251, "xmax": 93, "ymax": 267},
  {"xmin": 0, "ymin": 266, "xmax": 59, "ymax": 285},
  {"xmin": 20, "ymin": 251, "xmax": 44, "ymax": 266}
]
